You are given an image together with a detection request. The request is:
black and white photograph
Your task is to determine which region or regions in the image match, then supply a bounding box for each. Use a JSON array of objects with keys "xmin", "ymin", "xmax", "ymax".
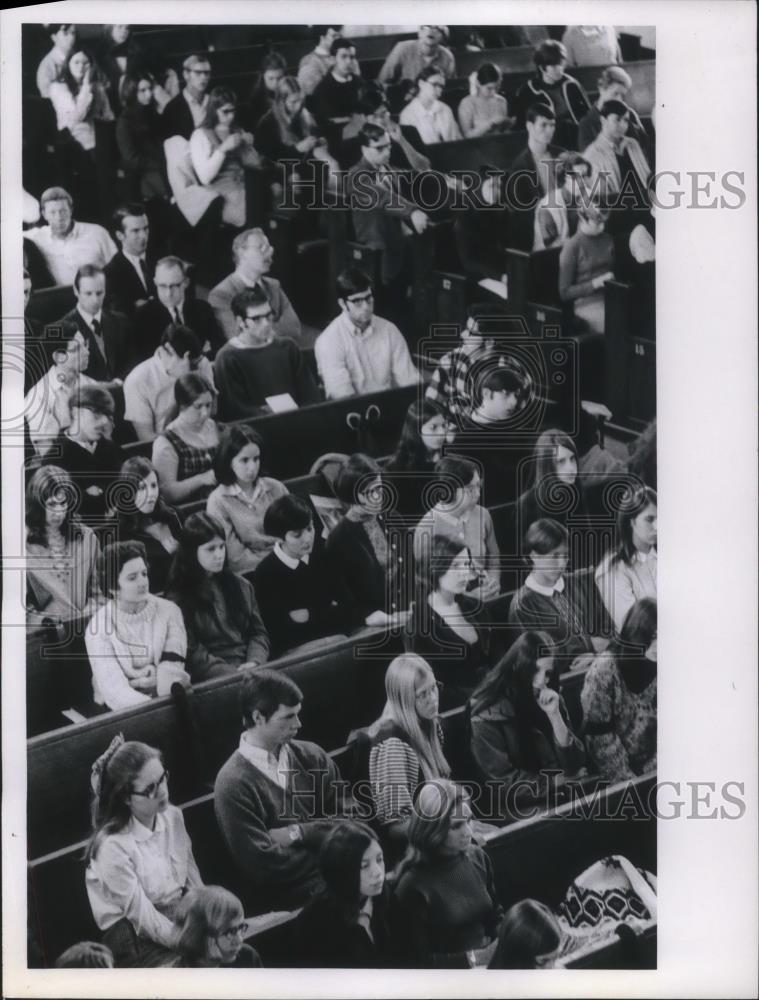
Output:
[{"xmin": 2, "ymin": 2, "xmax": 756, "ymax": 997}]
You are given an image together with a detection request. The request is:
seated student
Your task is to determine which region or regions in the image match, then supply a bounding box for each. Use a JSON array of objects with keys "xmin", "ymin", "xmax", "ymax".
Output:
[
  {"xmin": 457, "ymin": 63, "xmax": 512, "ymax": 138},
  {"xmin": 85, "ymin": 737, "xmax": 203, "ymax": 966},
  {"xmin": 392, "ymin": 779, "xmax": 503, "ymax": 968},
  {"xmin": 468, "ymin": 631, "xmax": 586, "ymax": 806},
  {"xmin": 533, "ymin": 151, "xmax": 592, "ymax": 250},
  {"xmin": 297, "ymin": 25, "xmax": 343, "ymax": 96},
  {"xmin": 406, "ymin": 538, "xmax": 495, "ymax": 709},
  {"xmin": 161, "ymin": 53, "xmax": 212, "ymax": 142},
  {"xmin": 293, "ymin": 821, "xmax": 397, "ymax": 968},
  {"xmin": 206, "ymin": 425, "xmax": 289, "ymax": 576},
  {"xmin": 36, "ymin": 22, "xmax": 77, "ymax": 98},
  {"xmin": 314, "ymin": 267, "xmax": 420, "ymax": 399},
  {"xmin": 253, "ymin": 495, "xmax": 346, "ymax": 658},
  {"xmin": 378, "ymin": 26, "xmax": 456, "ymax": 85},
  {"xmin": 513, "ymin": 41, "xmax": 590, "ymax": 144},
  {"xmin": 213, "ymin": 288, "xmax": 320, "ymax": 421},
  {"xmin": 172, "ymin": 886, "xmax": 262, "ymax": 968},
  {"xmin": 384, "ymin": 400, "xmax": 448, "ymax": 520},
  {"xmin": 25, "ymin": 465, "xmax": 104, "ymax": 625},
  {"xmin": 85, "ymin": 540, "xmax": 190, "ymax": 711},
  {"xmin": 104, "ymin": 203, "xmax": 156, "ymax": 317},
  {"xmin": 561, "ymin": 24, "xmax": 621, "ymax": 67},
  {"xmin": 507, "ymin": 103, "xmax": 566, "ymax": 251},
  {"xmin": 452, "ymin": 167, "xmax": 510, "ymax": 290},
  {"xmin": 25, "ymin": 187, "xmax": 117, "ymax": 288},
  {"xmin": 151, "ymin": 372, "xmax": 219, "ymax": 505},
  {"xmin": 209, "ymin": 228, "xmax": 302, "ymax": 345},
  {"xmin": 581, "ymin": 598, "xmax": 657, "ymax": 781},
  {"xmin": 116, "ymin": 74, "xmax": 171, "ymax": 203},
  {"xmin": 582, "ymin": 99, "xmax": 651, "ymax": 199},
  {"xmin": 134, "ymin": 256, "xmax": 225, "ymax": 363},
  {"xmin": 165, "ymin": 512, "xmax": 269, "ymax": 681},
  {"xmin": 326, "ymin": 453, "xmax": 408, "ymax": 629},
  {"xmin": 96, "ymin": 24, "xmax": 152, "ymax": 115},
  {"xmin": 487, "ymin": 899, "xmax": 563, "ymax": 969},
  {"xmin": 44, "ymin": 384, "xmax": 121, "ymax": 529},
  {"xmin": 340, "ymin": 82, "xmax": 431, "ymax": 172},
  {"xmin": 517, "ymin": 429, "xmax": 590, "ymax": 532},
  {"xmin": 214, "ymin": 670, "xmax": 348, "ymax": 913},
  {"xmin": 595, "ymin": 485, "xmax": 657, "ymax": 630},
  {"xmin": 307, "ymin": 37, "xmax": 362, "ymax": 157},
  {"xmin": 240, "ymin": 51, "xmax": 287, "ymax": 131},
  {"xmin": 116, "ymin": 457, "xmax": 181, "ymax": 594},
  {"xmin": 577, "ymin": 67, "xmax": 648, "ymax": 153},
  {"xmin": 124, "ymin": 324, "xmax": 214, "ymax": 442},
  {"xmin": 49, "ymin": 46, "xmax": 114, "ymax": 152},
  {"xmin": 24, "ymin": 326, "xmax": 95, "ymax": 456},
  {"xmin": 508, "ymin": 518, "xmax": 609, "ymax": 671},
  {"xmin": 399, "ymin": 67, "xmax": 462, "ymax": 145},
  {"xmin": 54, "ymin": 942, "xmax": 114, "ymax": 968},
  {"xmin": 559, "ymin": 203, "xmax": 615, "ymax": 335},
  {"xmin": 413, "ymin": 456, "xmax": 500, "ymax": 600}
]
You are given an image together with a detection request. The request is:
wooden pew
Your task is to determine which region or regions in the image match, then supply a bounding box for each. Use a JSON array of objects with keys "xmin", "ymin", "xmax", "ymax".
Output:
[
  {"xmin": 26, "ymin": 285, "xmax": 76, "ymax": 324},
  {"xmin": 604, "ymin": 275, "xmax": 656, "ymax": 428},
  {"xmin": 425, "ymin": 131, "xmax": 528, "ymax": 174}
]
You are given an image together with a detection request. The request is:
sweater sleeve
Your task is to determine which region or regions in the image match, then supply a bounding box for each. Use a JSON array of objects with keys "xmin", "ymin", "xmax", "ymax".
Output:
[
  {"xmin": 157, "ymin": 599, "xmax": 188, "ymax": 662},
  {"xmin": 85, "ymin": 614, "xmax": 152, "ymax": 711},
  {"xmin": 369, "ymin": 737, "xmax": 417, "ymax": 825},
  {"xmin": 580, "ymin": 659, "xmax": 636, "ymax": 781},
  {"xmin": 388, "ymin": 326, "xmax": 420, "ymax": 388},
  {"xmin": 314, "ymin": 331, "xmax": 356, "ymax": 400},
  {"xmin": 240, "ymin": 577, "xmax": 271, "ymax": 665},
  {"xmin": 559, "ymin": 237, "xmax": 596, "ymax": 301},
  {"xmin": 393, "ymin": 883, "xmax": 469, "ymax": 969},
  {"xmin": 470, "ymin": 713, "xmax": 544, "ymax": 791},
  {"xmin": 205, "ymin": 490, "xmax": 257, "ymax": 575}
]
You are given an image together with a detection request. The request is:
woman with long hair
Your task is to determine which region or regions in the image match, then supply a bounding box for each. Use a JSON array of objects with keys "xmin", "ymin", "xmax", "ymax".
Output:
[
  {"xmin": 241, "ymin": 51, "xmax": 287, "ymax": 131},
  {"xmin": 165, "ymin": 512, "xmax": 270, "ymax": 682},
  {"xmin": 116, "ymin": 72, "xmax": 170, "ymax": 200},
  {"xmin": 189, "ymin": 86, "xmax": 263, "ymax": 228},
  {"xmin": 517, "ymin": 428, "xmax": 589, "ymax": 532},
  {"xmin": 487, "ymin": 899, "xmax": 563, "ymax": 968},
  {"xmin": 151, "ymin": 373, "xmax": 219, "ymax": 505},
  {"xmin": 406, "ymin": 537, "xmax": 494, "ymax": 710},
  {"xmin": 206, "ymin": 424, "xmax": 288, "ymax": 576},
  {"xmin": 384, "ymin": 399, "xmax": 448, "ymax": 520},
  {"xmin": 49, "ymin": 46, "xmax": 114, "ymax": 153},
  {"xmin": 172, "ymin": 886, "xmax": 261, "ymax": 968},
  {"xmin": 293, "ymin": 821, "xmax": 396, "ymax": 967},
  {"xmin": 468, "ymin": 631, "xmax": 585, "ymax": 804},
  {"xmin": 84, "ymin": 540, "xmax": 190, "ymax": 711},
  {"xmin": 399, "ymin": 66, "xmax": 462, "ymax": 145},
  {"xmin": 25, "ymin": 465, "xmax": 104, "ymax": 624},
  {"xmin": 115, "ymin": 457, "xmax": 181, "ymax": 593},
  {"xmin": 392, "ymin": 779, "xmax": 503, "ymax": 968},
  {"xmin": 85, "ymin": 736, "xmax": 203, "ymax": 966},
  {"xmin": 457, "ymin": 62, "xmax": 512, "ymax": 138},
  {"xmin": 581, "ymin": 597, "xmax": 657, "ymax": 781},
  {"xmin": 595, "ymin": 485, "xmax": 657, "ymax": 630}
]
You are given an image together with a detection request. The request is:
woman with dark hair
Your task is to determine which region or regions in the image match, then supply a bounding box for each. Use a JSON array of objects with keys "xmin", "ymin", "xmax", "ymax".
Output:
[
  {"xmin": 241, "ymin": 51, "xmax": 288, "ymax": 131},
  {"xmin": 468, "ymin": 630, "xmax": 585, "ymax": 804},
  {"xmin": 165, "ymin": 512, "xmax": 270, "ymax": 681},
  {"xmin": 581, "ymin": 598, "xmax": 657, "ymax": 781},
  {"xmin": 406, "ymin": 537, "xmax": 494, "ymax": 709},
  {"xmin": 457, "ymin": 63, "xmax": 511, "ymax": 138},
  {"xmin": 399, "ymin": 66, "xmax": 461, "ymax": 145},
  {"xmin": 326, "ymin": 453, "xmax": 409, "ymax": 629},
  {"xmin": 384, "ymin": 399, "xmax": 448, "ymax": 519},
  {"xmin": 116, "ymin": 72, "xmax": 170, "ymax": 200},
  {"xmin": 392, "ymin": 779, "xmax": 503, "ymax": 968},
  {"xmin": 85, "ymin": 736, "xmax": 203, "ymax": 966},
  {"xmin": 487, "ymin": 899, "xmax": 563, "ymax": 968},
  {"xmin": 293, "ymin": 822, "xmax": 396, "ymax": 967},
  {"xmin": 96, "ymin": 25, "xmax": 151, "ymax": 114},
  {"xmin": 190, "ymin": 86, "xmax": 263, "ymax": 227},
  {"xmin": 595, "ymin": 485, "xmax": 657, "ymax": 630},
  {"xmin": 116, "ymin": 457, "xmax": 181, "ymax": 593},
  {"xmin": 173, "ymin": 886, "xmax": 261, "ymax": 967},
  {"xmin": 25, "ymin": 465, "xmax": 104, "ymax": 624},
  {"xmin": 49, "ymin": 46, "xmax": 115, "ymax": 153},
  {"xmin": 517, "ymin": 428, "xmax": 589, "ymax": 531},
  {"xmin": 206, "ymin": 424, "xmax": 288, "ymax": 576},
  {"xmin": 85, "ymin": 540, "xmax": 189, "ymax": 711},
  {"xmin": 151, "ymin": 373, "xmax": 219, "ymax": 505}
]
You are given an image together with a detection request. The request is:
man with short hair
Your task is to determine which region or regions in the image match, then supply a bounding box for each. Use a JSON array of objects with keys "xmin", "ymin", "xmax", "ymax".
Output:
[
  {"xmin": 214, "ymin": 288, "xmax": 319, "ymax": 421},
  {"xmin": 36, "ymin": 23, "xmax": 76, "ymax": 97},
  {"xmin": 124, "ymin": 324, "xmax": 214, "ymax": 441},
  {"xmin": 208, "ymin": 228, "xmax": 302, "ymax": 343},
  {"xmin": 134, "ymin": 256, "xmax": 224, "ymax": 362},
  {"xmin": 583, "ymin": 99, "xmax": 651, "ymax": 198},
  {"xmin": 25, "ymin": 188, "xmax": 117, "ymax": 287},
  {"xmin": 508, "ymin": 104, "xmax": 566, "ymax": 251},
  {"xmin": 307, "ymin": 37, "xmax": 362, "ymax": 156},
  {"xmin": 55, "ymin": 265, "xmax": 132, "ymax": 383},
  {"xmin": 104, "ymin": 204, "xmax": 156, "ymax": 316},
  {"xmin": 314, "ymin": 267, "xmax": 419, "ymax": 399},
  {"xmin": 161, "ymin": 53, "xmax": 212, "ymax": 141},
  {"xmin": 297, "ymin": 25, "xmax": 342, "ymax": 95},
  {"xmin": 378, "ymin": 26, "xmax": 456, "ymax": 84},
  {"xmin": 24, "ymin": 326, "xmax": 94, "ymax": 456},
  {"xmin": 214, "ymin": 670, "xmax": 348, "ymax": 912}
]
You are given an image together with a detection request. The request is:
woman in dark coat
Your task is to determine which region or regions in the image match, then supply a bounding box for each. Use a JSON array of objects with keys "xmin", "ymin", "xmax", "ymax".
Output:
[{"xmin": 116, "ymin": 73, "xmax": 170, "ymax": 200}]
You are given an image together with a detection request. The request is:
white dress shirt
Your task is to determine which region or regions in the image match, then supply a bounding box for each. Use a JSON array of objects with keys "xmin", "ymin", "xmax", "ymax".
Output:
[
  {"xmin": 25, "ymin": 222, "xmax": 117, "ymax": 286},
  {"xmin": 237, "ymin": 734, "xmax": 291, "ymax": 790}
]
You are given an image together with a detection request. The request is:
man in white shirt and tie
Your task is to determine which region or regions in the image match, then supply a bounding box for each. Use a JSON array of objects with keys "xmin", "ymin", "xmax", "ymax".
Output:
[{"xmin": 104, "ymin": 203, "xmax": 156, "ymax": 316}]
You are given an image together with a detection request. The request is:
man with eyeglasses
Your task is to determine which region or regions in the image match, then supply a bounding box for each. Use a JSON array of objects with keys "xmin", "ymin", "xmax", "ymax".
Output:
[
  {"xmin": 161, "ymin": 53, "xmax": 213, "ymax": 141},
  {"xmin": 213, "ymin": 288, "xmax": 320, "ymax": 421},
  {"xmin": 314, "ymin": 267, "xmax": 420, "ymax": 399}
]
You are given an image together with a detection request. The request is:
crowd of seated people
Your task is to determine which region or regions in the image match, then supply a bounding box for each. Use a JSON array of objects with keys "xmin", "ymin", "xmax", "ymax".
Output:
[{"xmin": 22, "ymin": 21, "xmax": 658, "ymax": 973}]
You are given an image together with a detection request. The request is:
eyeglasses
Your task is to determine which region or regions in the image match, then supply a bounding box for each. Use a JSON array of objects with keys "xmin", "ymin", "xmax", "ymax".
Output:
[
  {"xmin": 188, "ymin": 68, "xmax": 211, "ymax": 76},
  {"xmin": 217, "ymin": 921, "xmax": 249, "ymax": 942},
  {"xmin": 131, "ymin": 769, "xmax": 169, "ymax": 798}
]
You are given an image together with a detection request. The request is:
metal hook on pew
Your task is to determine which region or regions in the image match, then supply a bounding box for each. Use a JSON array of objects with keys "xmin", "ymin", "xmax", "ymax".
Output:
[
  {"xmin": 346, "ymin": 412, "xmax": 361, "ymax": 432},
  {"xmin": 364, "ymin": 404, "xmax": 380, "ymax": 425}
]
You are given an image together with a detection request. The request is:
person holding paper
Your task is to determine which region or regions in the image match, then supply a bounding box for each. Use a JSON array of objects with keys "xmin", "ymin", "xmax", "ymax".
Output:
[{"xmin": 213, "ymin": 287, "xmax": 319, "ymax": 421}]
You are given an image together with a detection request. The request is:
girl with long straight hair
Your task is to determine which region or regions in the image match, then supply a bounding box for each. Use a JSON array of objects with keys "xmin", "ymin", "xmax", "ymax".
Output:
[
  {"xmin": 595, "ymin": 485, "xmax": 657, "ymax": 629},
  {"xmin": 385, "ymin": 399, "xmax": 448, "ymax": 519},
  {"xmin": 116, "ymin": 456, "xmax": 181, "ymax": 593}
]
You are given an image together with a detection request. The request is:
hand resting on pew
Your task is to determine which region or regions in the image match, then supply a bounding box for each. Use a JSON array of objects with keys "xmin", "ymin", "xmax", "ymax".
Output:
[{"xmin": 591, "ymin": 270, "xmax": 615, "ymax": 290}]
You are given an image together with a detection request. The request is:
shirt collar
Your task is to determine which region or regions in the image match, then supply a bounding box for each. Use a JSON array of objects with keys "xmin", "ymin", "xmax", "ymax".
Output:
[
  {"xmin": 237, "ymin": 734, "xmax": 288, "ymax": 771},
  {"xmin": 225, "ymin": 480, "xmax": 264, "ymax": 503},
  {"xmin": 77, "ymin": 306, "xmax": 103, "ymax": 328},
  {"xmin": 183, "ymin": 87, "xmax": 208, "ymax": 109},
  {"xmin": 433, "ymin": 504, "xmax": 469, "ymax": 527},
  {"xmin": 342, "ymin": 313, "xmax": 373, "ymax": 339},
  {"xmin": 525, "ymin": 573, "xmax": 565, "ymax": 597},
  {"xmin": 49, "ymin": 221, "xmax": 78, "ymax": 242},
  {"xmin": 127, "ymin": 811, "xmax": 166, "ymax": 842},
  {"xmin": 273, "ymin": 541, "xmax": 309, "ymax": 569},
  {"xmin": 123, "ymin": 249, "xmax": 147, "ymax": 270},
  {"xmin": 634, "ymin": 547, "xmax": 656, "ymax": 563}
]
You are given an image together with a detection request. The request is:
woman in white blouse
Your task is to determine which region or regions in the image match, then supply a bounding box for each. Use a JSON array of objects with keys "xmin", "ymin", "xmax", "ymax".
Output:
[
  {"xmin": 399, "ymin": 66, "xmax": 461, "ymax": 145},
  {"xmin": 85, "ymin": 735, "xmax": 204, "ymax": 966},
  {"xmin": 49, "ymin": 47, "xmax": 114, "ymax": 152},
  {"xmin": 595, "ymin": 485, "xmax": 657, "ymax": 630},
  {"xmin": 189, "ymin": 86, "xmax": 263, "ymax": 228}
]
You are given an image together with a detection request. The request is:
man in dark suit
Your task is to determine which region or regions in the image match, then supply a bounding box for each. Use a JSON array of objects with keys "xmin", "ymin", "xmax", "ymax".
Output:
[
  {"xmin": 161, "ymin": 53, "xmax": 212, "ymax": 141},
  {"xmin": 104, "ymin": 203, "xmax": 156, "ymax": 317},
  {"xmin": 507, "ymin": 103, "xmax": 566, "ymax": 251},
  {"xmin": 134, "ymin": 255, "xmax": 224, "ymax": 362}
]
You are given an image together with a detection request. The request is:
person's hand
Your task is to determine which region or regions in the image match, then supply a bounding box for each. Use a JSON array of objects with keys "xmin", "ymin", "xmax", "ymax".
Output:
[
  {"xmin": 296, "ymin": 135, "xmax": 319, "ymax": 153},
  {"xmin": 410, "ymin": 209, "xmax": 429, "ymax": 234},
  {"xmin": 592, "ymin": 270, "xmax": 614, "ymax": 290},
  {"xmin": 569, "ymin": 651, "xmax": 597, "ymax": 671},
  {"xmin": 240, "ymin": 130, "xmax": 255, "ymax": 145},
  {"xmin": 386, "ymin": 119, "xmax": 402, "ymax": 141},
  {"xmin": 221, "ymin": 132, "xmax": 243, "ymax": 152},
  {"xmin": 536, "ymin": 687, "xmax": 563, "ymax": 719},
  {"xmin": 201, "ymin": 469, "xmax": 217, "ymax": 487},
  {"xmin": 108, "ymin": 378, "xmax": 124, "ymax": 388},
  {"xmin": 238, "ymin": 660, "xmax": 259, "ymax": 671},
  {"xmin": 268, "ymin": 825, "xmax": 299, "ymax": 847},
  {"xmin": 289, "ymin": 608, "xmax": 310, "ymax": 624},
  {"xmin": 365, "ymin": 610, "xmax": 391, "ymax": 627},
  {"xmin": 580, "ymin": 400, "xmax": 613, "ymax": 420},
  {"xmin": 132, "ymin": 665, "xmax": 157, "ymax": 690},
  {"xmin": 388, "ymin": 610, "xmax": 411, "ymax": 628}
]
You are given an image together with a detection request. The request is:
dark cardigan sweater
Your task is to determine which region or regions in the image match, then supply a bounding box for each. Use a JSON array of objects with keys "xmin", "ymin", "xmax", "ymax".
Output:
[
  {"xmin": 326, "ymin": 515, "xmax": 404, "ymax": 627},
  {"xmin": 292, "ymin": 885, "xmax": 398, "ymax": 968}
]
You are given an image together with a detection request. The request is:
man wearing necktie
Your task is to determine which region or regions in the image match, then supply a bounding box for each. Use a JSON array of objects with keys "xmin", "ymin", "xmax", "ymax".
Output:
[{"xmin": 104, "ymin": 203, "xmax": 156, "ymax": 317}]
